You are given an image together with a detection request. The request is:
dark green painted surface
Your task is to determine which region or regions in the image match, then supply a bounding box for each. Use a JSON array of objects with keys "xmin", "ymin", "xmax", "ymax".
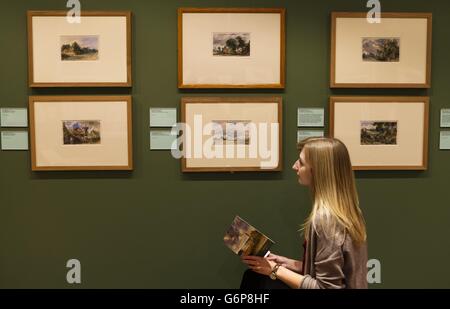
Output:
[{"xmin": 0, "ymin": 0, "xmax": 449, "ymax": 288}]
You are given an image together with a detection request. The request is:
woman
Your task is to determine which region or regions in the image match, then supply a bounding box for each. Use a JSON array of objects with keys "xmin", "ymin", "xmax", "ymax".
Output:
[{"xmin": 241, "ymin": 137, "xmax": 368, "ymax": 289}]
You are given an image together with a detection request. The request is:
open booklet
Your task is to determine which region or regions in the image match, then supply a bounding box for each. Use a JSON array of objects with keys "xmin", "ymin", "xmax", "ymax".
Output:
[{"xmin": 223, "ymin": 215, "xmax": 275, "ymax": 257}]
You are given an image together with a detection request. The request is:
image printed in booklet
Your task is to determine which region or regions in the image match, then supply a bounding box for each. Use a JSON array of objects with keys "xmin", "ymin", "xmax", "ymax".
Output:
[{"xmin": 224, "ymin": 216, "xmax": 275, "ymax": 257}]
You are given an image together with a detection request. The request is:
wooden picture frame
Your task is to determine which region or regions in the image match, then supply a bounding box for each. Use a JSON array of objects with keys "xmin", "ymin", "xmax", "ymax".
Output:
[
  {"xmin": 29, "ymin": 96, "xmax": 133, "ymax": 171},
  {"xmin": 181, "ymin": 97, "xmax": 283, "ymax": 172},
  {"xmin": 330, "ymin": 96, "xmax": 429, "ymax": 170},
  {"xmin": 27, "ymin": 11, "xmax": 132, "ymax": 87},
  {"xmin": 330, "ymin": 12, "xmax": 432, "ymax": 88},
  {"xmin": 178, "ymin": 8, "xmax": 286, "ymax": 89}
]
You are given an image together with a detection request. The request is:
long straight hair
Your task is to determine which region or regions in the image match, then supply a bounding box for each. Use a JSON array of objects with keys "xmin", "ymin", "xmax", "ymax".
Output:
[{"xmin": 298, "ymin": 138, "xmax": 367, "ymax": 244}]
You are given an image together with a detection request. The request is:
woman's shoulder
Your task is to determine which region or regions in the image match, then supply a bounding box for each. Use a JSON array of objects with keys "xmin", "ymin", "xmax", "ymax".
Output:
[{"xmin": 311, "ymin": 208, "xmax": 346, "ymax": 245}]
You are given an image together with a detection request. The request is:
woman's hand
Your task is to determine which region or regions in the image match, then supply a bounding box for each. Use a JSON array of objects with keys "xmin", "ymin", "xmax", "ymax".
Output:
[
  {"xmin": 266, "ymin": 252, "xmax": 289, "ymax": 267},
  {"xmin": 241, "ymin": 255, "xmax": 276, "ymax": 276},
  {"xmin": 267, "ymin": 252, "xmax": 303, "ymax": 273}
]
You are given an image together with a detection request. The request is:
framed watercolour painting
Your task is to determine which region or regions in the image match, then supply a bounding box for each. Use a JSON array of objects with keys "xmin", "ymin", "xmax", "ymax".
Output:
[
  {"xmin": 27, "ymin": 11, "xmax": 132, "ymax": 87},
  {"xmin": 29, "ymin": 96, "xmax": 133, "ymax": 171},
  {"xmin": 178, "ymin": 8, "xmax": 285, "ymax": 89},
  {"xmin": 330, "ymin": 96, "xmax": 429, "ymax": 170},
  {"xmin": 330, "ymin": 12, "xmax": 432, "ymax": 88},
  {"xmin": 180, "ymin": 97, "xmax": 282, "ymax": 172}
]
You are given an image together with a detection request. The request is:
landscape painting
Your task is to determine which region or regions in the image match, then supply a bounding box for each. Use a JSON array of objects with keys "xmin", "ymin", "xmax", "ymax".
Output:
[
  {"xmin": 213, "ymin": 32, "xmax": 250, "ymax": 56},
  {"xmin": 361, "ymin": 121, "xmax": 398, "ymax": 145},
  {"xmin": 212, "ymin": 120, "xmax": 251, "ymax": 145},
  {"xmin": 362, "ymin": 37, "xmax": 400, "ymax": 62},
  {"xmin": 61, "ymin": 35, "xmax": 99, "ymax": 61},
  {"xmin": 63, "ymin": 120, "xmax": 101, "ymax": 145}
]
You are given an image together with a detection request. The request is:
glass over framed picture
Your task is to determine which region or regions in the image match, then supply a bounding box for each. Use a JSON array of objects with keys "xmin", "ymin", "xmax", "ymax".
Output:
[
  {"xmin": 180, "ymin": 97, "xmax": 282, "ymax": 172},
  {"xmin": 330, "ymin": 96, "xmax": 429, "ymax": 170},
  {"xmin": 27, "ymin": 11, "xmax": 132, "ymax": 87},
  {"xmin": 330, "ymin": 12, "xmax": 432, "ymax": 88},
  {"xmin": 178, "ymin": 8, "xmax": 286, "ymax": 89},
  {"xmin": 29, "ymin": 96, "xmax": 133, "ymax": 171}
]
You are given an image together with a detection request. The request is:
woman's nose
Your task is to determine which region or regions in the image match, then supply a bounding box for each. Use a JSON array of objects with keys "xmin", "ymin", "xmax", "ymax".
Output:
[{"xmin": 292, "ymin": 161, "xmax": 298, "ymax": 171}]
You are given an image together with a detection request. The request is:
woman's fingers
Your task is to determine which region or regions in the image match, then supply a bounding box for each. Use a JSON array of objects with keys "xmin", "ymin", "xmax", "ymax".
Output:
[
  {"xmin": 266, "ymin": 253, "xmax": 284, "ymax": 264},
  {"xmin": 241, "ymin": 255, "xmax": 261, "ymax": 262},
  {"xmin": 243, "ymin": 260, "xmax": 259, "ymax": 267},
  {"xmin": 241, "ymin": 256, "xmax": 266, "ymax": 271},
  {"xmin": 241, "ymin": 256, "xmax": 261, "ymax": 266}
]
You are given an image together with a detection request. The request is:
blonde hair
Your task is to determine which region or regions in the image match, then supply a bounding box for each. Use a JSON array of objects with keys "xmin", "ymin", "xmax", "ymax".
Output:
[{"xmin": 297, "ymin": 137, "xmax": 367, "ymax": 244}]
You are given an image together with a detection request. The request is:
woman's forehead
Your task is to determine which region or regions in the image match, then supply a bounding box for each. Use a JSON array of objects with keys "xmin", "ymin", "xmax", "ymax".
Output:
[{"xmin": 299, "ymin": 149, "xmax": 306, "ymax": 159}]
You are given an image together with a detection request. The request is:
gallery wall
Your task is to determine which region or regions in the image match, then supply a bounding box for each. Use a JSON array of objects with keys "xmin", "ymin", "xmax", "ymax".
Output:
[{"xmin": 0, "ymin": 0, "xmax": 449, "ymax": 288}]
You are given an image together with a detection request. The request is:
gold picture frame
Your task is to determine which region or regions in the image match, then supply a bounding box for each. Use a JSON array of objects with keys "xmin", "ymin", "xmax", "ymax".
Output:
[
  {"xmin": 29, "ymin": 96, "xmax": 133, "ymax": 171},
  {"xmin": 180, "ymin": 97, "xmax": 283, "ymax": 172},
  {"xmin": 330, "ymin": 12, "xmax": 432, "ymax": 88},
  {"xmin": 28, "ymin": 11, "xmax": 132, "ymax": 87},
  {"xmin": 178, "ymin": 8, "xmax": 286, "ymax": 89},
  {"xmin": 330, "ymin": 96, "xmax": 429, "ymax": 170}
]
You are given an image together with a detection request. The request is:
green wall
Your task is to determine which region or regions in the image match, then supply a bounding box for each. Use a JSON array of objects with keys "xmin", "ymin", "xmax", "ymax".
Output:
[{"xmin": 0, "ymin": 0, "xmax": 449, "ymax": 288}]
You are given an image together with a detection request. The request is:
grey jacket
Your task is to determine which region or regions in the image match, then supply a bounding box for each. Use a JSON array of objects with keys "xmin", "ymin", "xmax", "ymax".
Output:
[{"xmin": 300, "ymin": 220, "xmax": 368, "ymax": 289}]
